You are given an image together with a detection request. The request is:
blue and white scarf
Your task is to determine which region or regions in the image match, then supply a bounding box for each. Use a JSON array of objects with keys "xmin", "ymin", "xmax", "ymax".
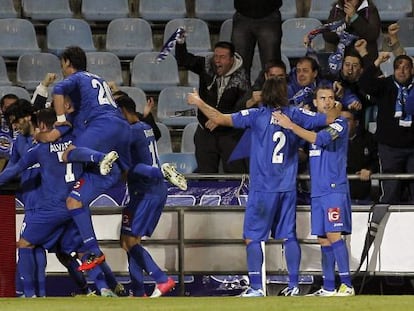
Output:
[
  {"xmin": 394, "ymin": 79, "xmax": 413, "ymax": 127},
  {"xmin": 156, "ymin": 27, "xmax": 186, "ymax": 63}
]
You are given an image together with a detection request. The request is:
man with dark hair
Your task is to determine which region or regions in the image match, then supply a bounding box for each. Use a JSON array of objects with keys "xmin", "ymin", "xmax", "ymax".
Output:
[
  {"xmin": 0, "ymin": 94, "xmax": 18, "ymax": 171},
  {"xmin": 175, "ymin": 40, "xmax": 250, "ymax": 173}
]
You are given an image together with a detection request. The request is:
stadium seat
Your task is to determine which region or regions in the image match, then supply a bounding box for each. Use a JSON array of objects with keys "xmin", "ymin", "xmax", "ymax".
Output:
[
  {"xmin": 106, "ymin": 18, "xmax": 153, "ymax": 58},
  {"xmin": 0, "ymin": 56, "xmax": 11, "ymax": 86},
  {"xmin": 219, "ymin": 19, "xmax": 232, "ymax": 42},
  {"xmin": 130, "ymin": 52, "xmax": 179, "ymax": 92},
  {"xmin": 157, "ymin": 87, "xmax": 198, "ymax": 126},
  {"xmin": 365, "ymin": 105, "xmax": 378, "ymax": 134},
  {"xmin": 81, "ymin": 0, "xmax": 129, "ymax": 21},
  {"xmin": 164, "ymin": 18, "xmax": 211, "ymax": 54},
  {"xmin": 376, "ymin": 0, "xmax": 412, "ymax": 22},
  {"xmin": 181, "ymin": 122, "xmax": 198, "ymax": 153},
  {"xmin": 165, "ymin": 194, "xmax": 196, "ymax": 206},
  {"xmin": 158, "ymin": 152, "xmax": 197, "ymax": 174},
  {"xmin": 281, "ymin": 18, "xmax": 324, "ymax": 58},
  {"xmin": 47, "ymin": 18, "xmax": 96, "ymax": 55},
  {"xmin": 155, "ymin": 122, "xmax": 173, "ymax": 154},
  {"xmin": 194, "ymin": 0, "xmax": 234, "ymax": 22},
  {"xmin": 308, "ymin": 0, "xmax": 335, "ymax": 21},
  {"xmin": 86, "ymin": 52, "xmax": 123, "ymax": 86},
  {"xmin": 0, "ymin": 86, "xmax": 31, "ymax": 101},
  {"xmin": 397, "ymin": 17, "xmax": 414, "ymax": 56},
  {"xmin": 22, "ymin": 0, "xmax": 73, "ymax": 21},
  {"xmin": 118, "ymin": 86, "xmax": 147, "ymax": 113},
  {"xmin": 280, "ymin": 0, "xmax": 297, "ymax": 20},
  {"xmin": 16, "ymin": 53, "xmax": 63, "ymax": 91},
  {"xmin": 0, "ymin": 0, "xmax": 18, "ymax": 18},
  {"xmin": 0, "ymin": 18, "xmax": 40, "ymax": 58},
  {"xmin": 139, "ymin": 0, "xmax": 186, "ymax": 22}
]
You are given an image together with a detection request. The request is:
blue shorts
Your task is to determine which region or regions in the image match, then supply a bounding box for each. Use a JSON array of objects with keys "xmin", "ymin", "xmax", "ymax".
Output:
[
  {"xmin": 243, "ymin": 190, "xmax": 297, "ymax": 241},
  {"xmin": 121, "ymin": 183, "xmax": 167, "ymax": 238},
  {"xmin": 311, "ymin": 192, "xmax": 352, "ymax": 236}
]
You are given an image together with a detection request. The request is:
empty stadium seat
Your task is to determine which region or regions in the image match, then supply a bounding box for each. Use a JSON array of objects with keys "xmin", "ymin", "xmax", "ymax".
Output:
[
  {"xmin": 155, "ymin": 122, "xmax": 173, "ymax": 154},
  {"xmin": 0, "ymin": 18, "xmax": 40, "ymax": 58},
  {"xmin": 130, "ymin": 52, "xmax": 179, "ymax": 92},
  {"xmin": 0, "ymin": 0, "xmax": 18, "ymax": 18},
  {"xmin": 86, "ymin": 52, "xmax": 123, "ymax": 85},
  {"xmin": 81, "ymin": 0, "xmax": 129, "ymax": 21},
  {"xmin": 164, "ymin": 18, "xmax": 211, "ymax": 54},
  {"xmin": 280, "ymin": 0, "xmax": 297, "ymax": 20},
  {"xmin": 181, "ymin": 122, "xmax": 198, "ymax": 153},
  {"xmin": 118, "ymin": 86, "xmax": 147, "ymax": 113},
  {"xmin": 22, "ymin": 0, "xmax": 73, "ymax": 21},
  {"xmin": 158, "ymin": 152, "xmax": 197, "ymax": 174},
  {"xmin": 139, "ymin": 0, "xmax": 186, "ymax": 21},
  {"xmin": 281, "ymin": 18, "xmax": 324, "ymax": 58},
  {"xmin": 106, "ymin": 18, "xmax": 153, "ymax": 58},
  {"xmin": 219, "ymin": 18, "xmax": 232, "ymax": 42},
  {"xmin": 194, "ymin": 0, "xmax": 234, "ymax": 22},
  {"xmin": 397, "ymin": 17, "xmax": 414, "ymax": 56},
  {"xmin": 157, "ymin": 87, "xmax": 198, "ymax": 126},
  {"xmin": 16, "ymin": 53, "xmax": 63, "ymax": 91},
  {"xmin": 308, "ymin": 0, "xmax": 334, "ymax": 21},
  {"xmin": 376, "ymin": 0, "xmax": 412, "ymax": 22},
  {"xmin": 47, "ymin": 18, "xmax": 96, "ymax": 55},
  {"xmin": 0, "ymin": 86, "xmax": 31, "ymax": 101},
  {"xmin": 0, "ymin": 56, "xmax": 11, "ymax": 86}
]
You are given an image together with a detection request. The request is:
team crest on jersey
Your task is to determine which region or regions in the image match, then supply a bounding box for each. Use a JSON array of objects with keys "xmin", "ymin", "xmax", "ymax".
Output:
[
  {"xmin": 328, "ymin": 207, "xmax": 341, "ymax": 222},
  {"xmin": 0, "ymin": 133, "xmax": 12, "ymax": 153},
  {"xmin": 73, "ymin": 178, "xmax": 85, "ymax": 190},
  {"xmin": 241, "ymin": 109, "xmax": 249, "ymax": 116}
]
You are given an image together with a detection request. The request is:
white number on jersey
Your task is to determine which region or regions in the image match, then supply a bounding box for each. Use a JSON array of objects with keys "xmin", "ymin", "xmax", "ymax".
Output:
[
  {"xmin": 148, "ymin": 140, "xmax": 160, "ymax": 167},
  {"xmin": 91, "ymin": 79, "xmax": 117, "ymax": 108},
  {"xmin": 272, "ymin": 131, "xmax": 286, "ymax": 164},
  {"xmin": 57, "ymin": 151, "xmax": 75, "ymax": 182}
]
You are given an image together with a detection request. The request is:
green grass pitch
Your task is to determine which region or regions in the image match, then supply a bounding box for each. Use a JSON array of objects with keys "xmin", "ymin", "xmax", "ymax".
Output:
[{"xmin": 2, "ymin": 296, "xmax": 414, "ymax": 311}]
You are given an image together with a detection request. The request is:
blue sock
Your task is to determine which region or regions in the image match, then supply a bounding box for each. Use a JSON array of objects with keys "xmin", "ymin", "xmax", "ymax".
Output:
[
  {"xmin": 283, "ymin": 238, "xmax": 301, "ymax": 288},
  {"xmin": 246, "ymin": 241, "xmax": 264, "ymax": 290},
  {"xmin": 67, "ymin": 147, "xmax": 104, "ymax": 164},
  {"xmin": 321, "ymin": 245, "xmax": 336, "ymax": 291},
  {"xmin": 85, "ymin": 261, "xmax": 108, "ymax": 292},
  {"xmin": 34, "ymin": 247, "xmax": 46, "ymax": 297},
  {"xmin": 129, "ymin": 244, "xmax": 167, "ymax": 284},
  {"xmin": 69, "ymin": 207, "xmax": 101, "ymax": 254},
  {"xmin": 59, "ymin": 253, "xmax": 89, "ymax": 292},
  {"xmin": 128, "ymin": 253, "xmax": 145, "ymax": 297},
  {"xmin": 15, "ymin": 264, "xmax": 24, "ymax": 297},
  {"xmin": 132, "ymin": 163, "xmax": 163, "ymax": 178},
  {"xmin": 331, "ymin": 239, "xmax": 352, "ymax": 287},
  {"xmin": 100, "ymin": 261, "xmax": 118, "ymax": 290},
  {"xmin": 18, "ymin": 248, "xmax": 36, "ymax": 297}
]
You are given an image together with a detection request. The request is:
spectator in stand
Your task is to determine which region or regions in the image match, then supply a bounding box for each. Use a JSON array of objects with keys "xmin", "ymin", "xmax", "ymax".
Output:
[
  {"xmin": 0, "ymin": 94, "xmax": 18, "ymax": 171},
  {"xmin": 323, "ymin": 0, "xmax": 381, "ymax": 64},
  {"xmin": 232, "ymin": 0, "xmax": 282, "ymax": 81},
  {"xmin": 296, "ymin": 0, "xmax": 311, "ymax": 17},
  {"xmin": 175, "ymin": 40, "xmax": 250, "ymax": 173},
  {"xmin": 341, "ymin": 109, "xmax": 379, "ymax": 203}
]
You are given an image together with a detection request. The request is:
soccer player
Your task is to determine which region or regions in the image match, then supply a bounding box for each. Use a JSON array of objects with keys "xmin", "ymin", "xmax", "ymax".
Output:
[
  {"xmin": 273, "ymin": 85, "xmax": 355, "ymax": 296},
  {"xmin": 187, "ymin": 78, "xmax": 340, "ymax": 297},
  {"xmin": 48, "ymin": 46, "xmax": 131, "ymax": 270},
  {"xmin": 116, "ymin": 95, "xmax": 177, "ymax": 297}
]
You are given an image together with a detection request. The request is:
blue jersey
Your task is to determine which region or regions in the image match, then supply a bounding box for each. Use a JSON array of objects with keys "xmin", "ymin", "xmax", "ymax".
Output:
[
  {"xmin": 231, "ymin": 106, "xmax": 327, "ymax": 192},
  {"xmin": 0, "ymin": 133, "xmax": 83, "ymax": 210},
  {"xmin": 308, "ymin": 116, "xmax": 349, "ymax": 197}
]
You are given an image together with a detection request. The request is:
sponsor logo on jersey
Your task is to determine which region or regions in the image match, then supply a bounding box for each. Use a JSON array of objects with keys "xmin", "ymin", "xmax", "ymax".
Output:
[
  {"xmin": 329, "ymin": 122, "xmax": 343, "ymax": 132},
  {"xmin": 73, "ymin": 178, "xmax": 85, "ymax": 190},
  {"xmin": 328, "ymin": 207, "xmax": 341, "ymax": 222},
  {"xmin": 49, "ymin": 140, "xmax": 72, "ymax": 153},
  {"xmin": 241, "ymin": 109, "xmax": 249, "ymax": 116}
]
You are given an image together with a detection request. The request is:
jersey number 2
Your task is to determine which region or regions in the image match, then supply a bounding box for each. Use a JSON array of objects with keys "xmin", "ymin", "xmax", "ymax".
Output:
[{"xmin": 272, "ymin": 131, "xmax": 286, "ymax": 164}]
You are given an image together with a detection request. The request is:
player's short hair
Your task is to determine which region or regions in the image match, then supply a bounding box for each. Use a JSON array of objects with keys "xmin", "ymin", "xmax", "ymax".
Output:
[
  {"xmin": 261, "ymin": 77, "xmax": 288, "ymax": 108},
  {"xmin": 60, "ymin": 46, "xmax": 87, "ymax": 71},
  {"xmin": 313, "ymin": 84, "xmax": 335, "ymax": 99},
  {"xmin": 116, "ymin": 95, "xmax": 136, "ymax": 114},
  {"xmin": 214, "ymin": 41, "xmax": 235, "ymax": 57},
  {"xmin": 36, "ymin": 108, "xmax": 56, "ymax": 129},
  {"xmin": 0, "ymin": 93, "xmax": 18, "ymax": 111},
  {"xmin": 4, "ymin": 98, "xmax": 36, "ymax": 126}
]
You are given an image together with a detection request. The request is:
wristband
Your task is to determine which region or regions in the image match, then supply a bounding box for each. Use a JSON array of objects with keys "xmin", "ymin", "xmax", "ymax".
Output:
[{"xmin": 57, "ymin": 114, "xmax": 66, "ymax": 122}]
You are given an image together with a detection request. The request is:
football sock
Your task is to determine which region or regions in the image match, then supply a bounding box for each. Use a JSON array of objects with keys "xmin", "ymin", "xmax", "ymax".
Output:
[
  {"xmin": 59, "ymin": 253, "xmax": 89, "ymax": 292},
  {"xmin": 128, "ymin": 253, "xmax": 146, "ymax": 297},
  {"xmin": 331, "ymin": 239, "xmax": 352, "ymax": 287},
  {"xmin": 129, "ymin": 244, "xmax": 167, "ymax": 284},
  {"xmin": 66, "ymin": 147, "xmax": 104, "ymax": 164},
  {"xmin": 34, "ymin": 247, "xmax": 46, "ymax": 297},
  {"xmin": 18, "ymin": 248, "xmax": 36, "ymax": 297},
  {"xmin": 321, "ymin": 245, "xmax": 336, "ymax": 291},
  {"xmin": 132, "ymin": 163, "xmax": 163, "ymax": 178},
  {"xmin": 100, "ymin": 261, "xmax": 118, "ymax": 290},
  {"xmin": 15, "ymin": 264, "xmax": 24, "ymax": 297},
  {"xmin": 284, "ymin": 238, "xmax": 301, "ymax": 288},
  {"xmin": 246, "ymin": 241, "xmax": 264, "ymax": 290},
  {"xmin": 69, "ymin": 207, "xmax": 100, "ymax": 254},
  {"xmin": 86, "ymin": 264, "xmax": 108, "ymax": 292}
]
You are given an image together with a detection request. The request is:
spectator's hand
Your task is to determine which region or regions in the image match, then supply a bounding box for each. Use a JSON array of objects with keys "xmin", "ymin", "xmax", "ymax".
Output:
[
  {"xmin": 272, "ymin": 111, "xmax": 294, "ymax": 129},
  {"xmin": 388, "ymin": 23, "xmax": 400, "ymax": 37},
  {"xmin": 357, "ymin": 169, "xmax": 371, "ymax": 181},
  {"xmin": 344, "ymin": 1, "xmax": 357, "ymax": 22},
  {"xmin": 347, "ymin": 100, "xmax": 362, "ymax": 111},
  {"xmin": 354, "ymin": 39, "xmax": 368, "ymax": 57},
  {"xmin": 205, "ymin": 119, "xmax": 218, "ymax": 131},
  {"xmin": 333, "ymin": 81, "xmax": 344, "ymax": 99},
  {"xmin": 187, "ymin": 89, "xmax": 203, "ymax": 106},
  {"xmin": 303, "ymin": 34, "xmax": 311, "ymax": 47},
  {"xmin": 374, "ymin": 52, "xmax": 391, "ymax": 67},
  {"xmin": 41, "ymin": 73, "xmax": 57, "ymax": 87},
  {"xmin": 143, "ymin": 97, "xmax": 154, "ymax": 118}
]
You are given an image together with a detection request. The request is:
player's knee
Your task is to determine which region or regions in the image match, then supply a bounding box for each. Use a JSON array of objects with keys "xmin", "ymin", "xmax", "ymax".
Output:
[
  {"xmin": 120, "ymin": 235, "xmax": 141, "ymax": 251},
  {"xmin": 244, "ymin": 238, "xmax": 252, "ymax": 246},
  {"xmin": 66, "ymin": 196, "xmax": 82, "ymax": 209},
  {"xmin": 17, "ymin": 238, "xmax": 33, "ymax": 248}
]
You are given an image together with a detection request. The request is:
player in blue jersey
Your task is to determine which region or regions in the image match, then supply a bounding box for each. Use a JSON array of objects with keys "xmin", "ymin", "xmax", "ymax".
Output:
[
  {"xmin": 116, "ymin": 95, "xmax": 176, "ymax": 297},
  {"xmin": 187, "ymin": 78, "xmax": 340, "ymax": 297},
  {"xmin": 46, "ymin": 46, "xmax": 131, "ymax": 271},
  {"xmin": 273, "ymin": 85, "xmax": 355, "ymax": 296},
  {"xmin": 1, "ymin": 108, "xmax": 119, "ymax": 297}
]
